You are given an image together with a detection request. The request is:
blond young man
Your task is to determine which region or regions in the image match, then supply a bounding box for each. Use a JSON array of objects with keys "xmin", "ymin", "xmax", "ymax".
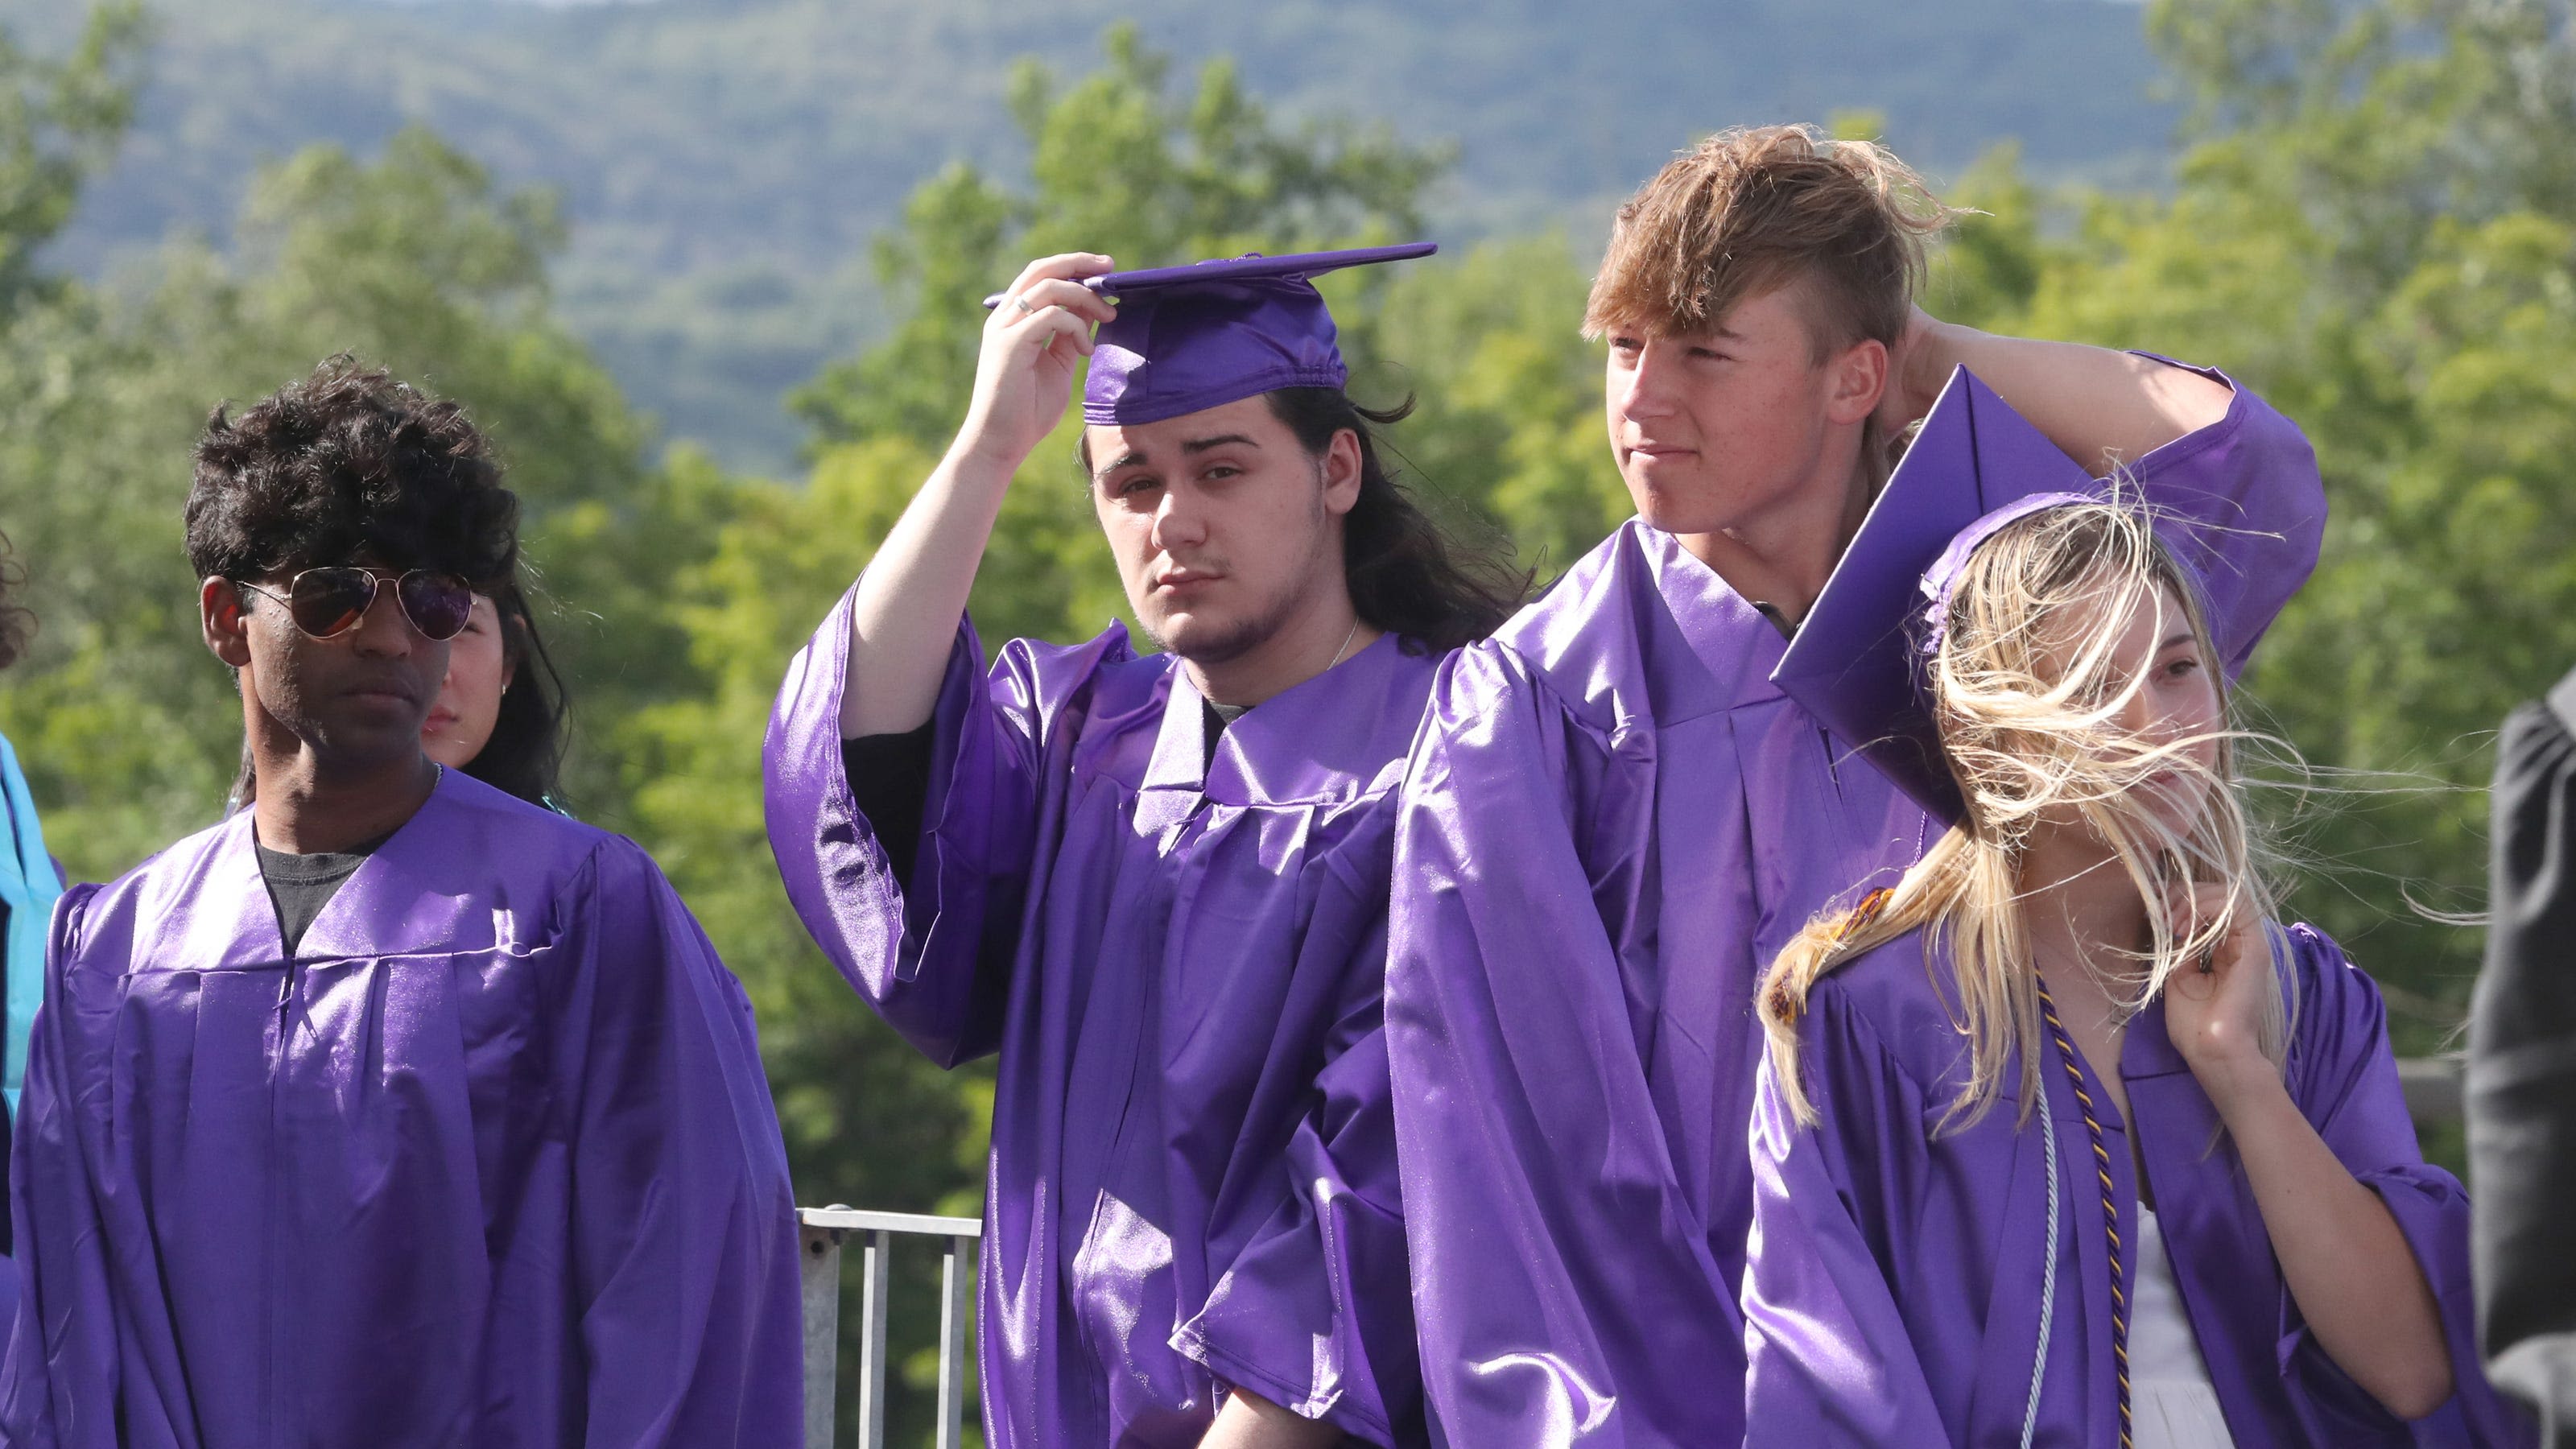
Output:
[{"xmin": 1382, "ymin": 126, "xmax": 2330, "ymax": 1444}]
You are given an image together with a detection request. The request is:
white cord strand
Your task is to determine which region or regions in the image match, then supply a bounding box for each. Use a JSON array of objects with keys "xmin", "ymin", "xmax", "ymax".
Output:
[{"xmin": 2023, "ymin": 1054, "xmax": 2064, "ymax": 1449}]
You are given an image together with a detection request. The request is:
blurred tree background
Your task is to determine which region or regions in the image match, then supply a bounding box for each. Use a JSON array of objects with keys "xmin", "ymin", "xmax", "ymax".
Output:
[
  {"xmin": 0, "ymin": 0, "xmax": 2184, "ymax": 476},
  {"xmin": 5, "ymin": 0, "xmax": 2571, "ymax": 1440}
]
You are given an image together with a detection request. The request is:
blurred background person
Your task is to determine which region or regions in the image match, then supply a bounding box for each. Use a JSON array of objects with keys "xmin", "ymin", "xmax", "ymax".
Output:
[{"xmin": 2472, "ymin": 668, "xmax": 2576, "ymax": 1447}]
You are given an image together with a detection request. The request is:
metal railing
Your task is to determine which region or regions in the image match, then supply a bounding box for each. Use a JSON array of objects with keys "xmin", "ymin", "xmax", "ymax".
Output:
[{"xmin": 799, "ymin": 1206, "xmax": 981, "ymax": 1449}]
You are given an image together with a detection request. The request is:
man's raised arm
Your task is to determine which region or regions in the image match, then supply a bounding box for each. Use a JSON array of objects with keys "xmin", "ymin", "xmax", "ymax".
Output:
[
  {"xmin": 1880, "ymin": 312, "xmax": 2235, "ymax": 476},
  {"xmin": 839, "ymin": 253, "xmax": 1115, "ymax": 737},
  {"xmin": 1885, "ymin": 314, "xmax": 2326, "ymax": 674}
]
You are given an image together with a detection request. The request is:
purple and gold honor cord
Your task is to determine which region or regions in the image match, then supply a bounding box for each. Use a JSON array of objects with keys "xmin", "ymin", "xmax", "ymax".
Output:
[{"xmin": 2035, "ymin": 979, "xmax": 2132, "ymax": 1449}]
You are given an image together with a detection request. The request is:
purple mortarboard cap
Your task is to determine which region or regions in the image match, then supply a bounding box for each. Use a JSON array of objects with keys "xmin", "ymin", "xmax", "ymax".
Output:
[
  {"xmin": 1030, "ymin": 243, "xmax": 1433, "ymax": 425},
  {"xmin": 1770, "ymin": 365, "xmax": 2099, "ymax": 823}
]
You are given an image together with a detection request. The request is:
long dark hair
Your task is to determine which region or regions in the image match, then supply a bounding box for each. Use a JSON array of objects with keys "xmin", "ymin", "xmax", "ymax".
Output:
[
  {"xmin": 465, "ymin": 582, "xmax": 569, "ymax": 811},
  {"xmin": 0, "ymin": 529, "xmax": 32, "ymax": 673},
  {"xmin": 1262, "ymin": 387, "xmax": 1530, "ymax": 652}
]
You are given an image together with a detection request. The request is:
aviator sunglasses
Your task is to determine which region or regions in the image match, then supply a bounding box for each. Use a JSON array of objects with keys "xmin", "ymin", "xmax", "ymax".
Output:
[{"xmin": 233, "ymin": 566, "xmax": 475, "ymax": 642}]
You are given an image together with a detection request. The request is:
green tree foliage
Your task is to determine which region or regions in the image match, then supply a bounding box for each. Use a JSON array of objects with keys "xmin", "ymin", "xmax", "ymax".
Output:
[
  {"xmin": 0, "ymin": 0, "xmax": 2184, "ymax": 476},
  {"xmin": 1356, "ymin": 236, "xmax": 1616, "ymax": 580},
  {"xmin": 0, "ymin": 120, "xmax": 655, "ymax": 877},
  {"xmin": 0, "ymin": 0, "xmax": 138, "ymax": 316},
  {"xmin": 790, "ymin": 23, "xmax": 1444, "ymax": 457}
]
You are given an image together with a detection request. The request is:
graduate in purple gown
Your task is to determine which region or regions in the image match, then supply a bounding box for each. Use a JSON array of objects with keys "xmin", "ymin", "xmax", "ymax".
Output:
[
  {"xmin": 764, "ymin": 248, "xmax": 1525, "ymax": 1447},
  {"xmin": 2471, "ymin": 667, "xmax": 2576, "ymax": 1446},
  {"xmin": 1747, "ymin": 396, "xmax": 2530, "ymax": 1446},
  {"xmin": 0, "ymin": 359, "xmax": 803, "ymax": 1447},
  {"xmin": 1385, "ymin": 125, "xmax": 2330, "ymax": 1445}
]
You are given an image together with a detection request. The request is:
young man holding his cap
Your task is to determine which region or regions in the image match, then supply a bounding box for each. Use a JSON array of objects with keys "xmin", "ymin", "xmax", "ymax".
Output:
[
  {"xmin": 764, "ymin": 246, "xmax": 1522, "ymax": 1447},
  {"xmin": 1385, "ymin": 126, "xmax": 2332, "ymax": 1443}
]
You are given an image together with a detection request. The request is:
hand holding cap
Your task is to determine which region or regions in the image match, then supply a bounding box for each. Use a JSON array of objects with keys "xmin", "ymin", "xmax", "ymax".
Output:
[{"xmin": 984, "ymin": 242, "xmax": 1437, "ymax": 425}]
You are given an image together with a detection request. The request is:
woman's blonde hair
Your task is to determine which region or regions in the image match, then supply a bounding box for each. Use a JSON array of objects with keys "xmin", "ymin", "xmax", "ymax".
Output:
[{"xmin": 1761, "ymin": 497, "xmax": 2290, "ymax": 1129}]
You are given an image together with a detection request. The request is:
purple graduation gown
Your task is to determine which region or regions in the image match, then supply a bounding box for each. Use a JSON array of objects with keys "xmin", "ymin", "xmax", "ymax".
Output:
[
  {"xmin": 763, "ymin": 597, "xmax": 1427, "ymax": 1447},
  {"xmin": 1385, "ymin": 361, "xmax": 2328, "ymax": 1445},
  {"xmin": 1744, "ymin": 923, "xmax": 2533, "ymax": 1447},
  {"xmin": 0, "ymin": 770, "xmax": 804, "ymax": 1447}
]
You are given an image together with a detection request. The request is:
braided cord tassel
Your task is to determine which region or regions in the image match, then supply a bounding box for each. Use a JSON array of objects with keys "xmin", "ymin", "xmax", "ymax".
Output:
[
  {"xmin": 1835, "ymin": 886, "xmax": 1897, "ymax": 943},
  {"xmin": 2035, "ymin": 979, "xmax": 2132, "ymax": 1449}
]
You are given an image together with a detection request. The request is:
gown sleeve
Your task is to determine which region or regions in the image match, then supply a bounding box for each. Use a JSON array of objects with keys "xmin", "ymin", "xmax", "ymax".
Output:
[
  {"xmin": 2277, "ymin": 924, "xmax": 2534, "ymax": 1447},
  {"xmin": 1173, "ymin": 858, "xmax": 1420, "ymax": 1447},
  {"xmin": 1740, "ymin": 983, "xmax": 1951, "ymax": 1447},
  {"xmin": 1385, "ymin": 644, "xmax": 1741, "ymax": 1447},
  {"xmin": 2124, "ymin": 357, "xmax": 2329, "ymax": 679},
  {"xmin": 562, "ymin": 839, "xmax": 804, "ymax": 1448},
  {"xmin": 2471, "ymin": 681, "xmax": 2576, "ymax": 1445},
  {"xmin": 762, "ymin": 584, "xmax": 1124, "ymax": 1067}
]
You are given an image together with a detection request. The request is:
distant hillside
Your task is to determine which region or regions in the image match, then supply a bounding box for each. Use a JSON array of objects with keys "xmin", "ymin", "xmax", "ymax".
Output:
[{"xmin": 7, "ymin": 0, "xmax": 2177, "ymax": 473}]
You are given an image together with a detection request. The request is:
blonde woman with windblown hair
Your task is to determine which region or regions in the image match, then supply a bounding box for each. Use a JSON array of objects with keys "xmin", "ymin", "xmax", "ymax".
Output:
[{"xmin": 1742, "ymin": 390, "xmax": 2529, "ymax": 1446}]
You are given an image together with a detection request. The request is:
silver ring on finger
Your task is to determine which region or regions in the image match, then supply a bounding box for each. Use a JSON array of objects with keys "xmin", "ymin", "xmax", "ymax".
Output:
[{"xmin": 1009, "ymin": 292, "xmax": 1037, "ymax": 316}]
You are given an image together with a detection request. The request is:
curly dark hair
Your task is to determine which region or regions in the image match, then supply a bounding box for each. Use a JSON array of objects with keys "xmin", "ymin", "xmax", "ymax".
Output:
[
  {"xmin": 1261, "ymin": 387, "xmax": 1530, "ymax": 653},
  {"xmin": 0, "ymin": 530, "xmax": 32, "ymax": 673},
  {"xmin": 185, "ymin": 355, "xmax": 520, "ymax": 591}
]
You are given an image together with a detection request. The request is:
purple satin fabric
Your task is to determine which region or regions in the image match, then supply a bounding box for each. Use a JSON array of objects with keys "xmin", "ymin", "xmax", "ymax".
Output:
[
  {"xmin": 763, "ymin": 598, "xmax": 1430, "ymax": 1447},
  {"xmin": 1385, "ymin": 361, "xmax": 2330, "ymax": 1446},
  {"xmin": 1077, "ymin": 244, "xmax": 1432, "ymax": 424},
  {"xmin": 0, "ymin": 770, "xmax": 804, "ymax": 1447},
  {"xmin": 1745, "ymin": 923, "xmax": 2534, "ymax": 1447}
]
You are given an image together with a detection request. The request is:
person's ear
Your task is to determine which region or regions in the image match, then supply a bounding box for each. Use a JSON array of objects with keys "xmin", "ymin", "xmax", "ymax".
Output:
[
  {"xmin": 1823, "ymin": 336, "xmax": 1889, "ymax": 427},
  {"xmin": 1320, "ymin": 427, "xmax": 1364, "ymax": 516},
  {"xmin": 201, "ymin": 577, "xmax": 254, "ymax": 669}
]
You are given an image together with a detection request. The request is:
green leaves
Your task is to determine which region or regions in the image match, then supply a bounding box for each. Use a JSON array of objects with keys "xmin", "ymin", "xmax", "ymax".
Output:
[
  {"xmin": 1357, "ymin": 234, "xmax": 1616, "ymax": 580},
  {"xmin": 790, "ymin": 24, "xmax": 1449, "ymax": 463},
  {"xmin": 0, "ymin": 0, "xmax": 142, "ymax": 316}
]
